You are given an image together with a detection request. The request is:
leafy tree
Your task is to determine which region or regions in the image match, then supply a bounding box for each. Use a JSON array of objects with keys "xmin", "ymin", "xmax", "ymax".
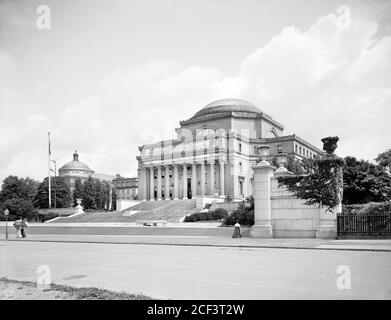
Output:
[
  {"xmin": 0, "ymin": 175, "xmax": 39, "ymax": 220},
  {"xmin": 34, "ymin": 176, "xmax": 72, "ymax": 208},
  {"xmin": 0, "ymin": 175, "xmax": 39, "ymax": 202},
  {"xmin": 375, "ymin": 149, "xmax": 391, "ymax": 168},
  {"xmin": 343, "ymin": 156, "xmax": 391, "ymax": 204},
  {"xmin": 73, "ymin": 178, "xmax": 84, "ymax": 206},
  {"xmin": 78, "ymin": 177, "xmax": 114, "ymax": 211},
  {"xmin": 0, "ymin": 198, "xmax": 36, "ymax": 220},
  {"xmin": 82, "ymin": 176, "xmax": 96, "ymax": 210},
  {"xmin": 277, "ymin": 137, "xmax": 344, "ymax": 212},
  {"xmin": 111, "ymin": 188, "xmax": 117, "ymax": 211}
]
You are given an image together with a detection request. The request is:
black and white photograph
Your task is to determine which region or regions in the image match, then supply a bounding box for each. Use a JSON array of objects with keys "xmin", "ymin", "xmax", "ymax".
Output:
[{"xmin": 1, "ymin": 0, "xmax": 391, "ymax": 307}]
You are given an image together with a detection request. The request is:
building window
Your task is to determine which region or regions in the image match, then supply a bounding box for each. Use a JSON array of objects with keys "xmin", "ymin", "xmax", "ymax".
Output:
[
  {"xmin": 277, "ymin": 144, "xmax": 282, "ymax": 153},
  {"xmin": 295, "ymin": 144, "xmax": 298, "ymax": 153},
  {"xmin": 239, "ymin": 143, "xmax": 242, "ymax": 153}
]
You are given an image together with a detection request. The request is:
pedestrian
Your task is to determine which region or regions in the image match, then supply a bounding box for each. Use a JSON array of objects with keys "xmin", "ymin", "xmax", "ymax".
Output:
[
  {"xmin": 13, "ymin": 219, "xmax": 22, "ymax": 238},
  {"xmin": 232, "ymin": 221, "xmax": 242, "ymax": 238},
  {"xmin": 20, "ymin": 218, "xmax": 28, "ymax": 238}
]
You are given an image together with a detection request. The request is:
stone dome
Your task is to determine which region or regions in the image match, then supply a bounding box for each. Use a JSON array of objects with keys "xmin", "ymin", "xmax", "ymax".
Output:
[
  {"xmin": 193, "ymin": 98, "xmax": 262, "ymax": 118},
  {"xmin": 58, "ymin": 151, "xmax": 94, "ymax": 173}
]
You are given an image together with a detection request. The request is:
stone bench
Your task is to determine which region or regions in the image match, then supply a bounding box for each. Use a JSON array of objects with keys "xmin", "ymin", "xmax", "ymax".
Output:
[{"xmin": 136, "ymin": 220, "xmax": 168, "ymax": 227}]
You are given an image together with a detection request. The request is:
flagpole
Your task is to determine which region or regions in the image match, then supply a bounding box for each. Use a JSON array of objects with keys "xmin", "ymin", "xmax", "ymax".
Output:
[{"xmin": 48, "ymin": 132, "xmax": 51, "ymax": 209}]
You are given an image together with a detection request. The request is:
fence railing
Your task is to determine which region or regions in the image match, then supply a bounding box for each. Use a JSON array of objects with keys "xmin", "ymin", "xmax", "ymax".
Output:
[{"xmin": 337, "ymin": 214, "xmax": 391, "ymax": 238}]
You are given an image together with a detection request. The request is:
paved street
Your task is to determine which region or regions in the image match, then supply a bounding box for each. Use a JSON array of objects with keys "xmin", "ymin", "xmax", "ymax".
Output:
[{"xmin": 1, "ymin": 240, "xmax": 391, "ymax": 299}]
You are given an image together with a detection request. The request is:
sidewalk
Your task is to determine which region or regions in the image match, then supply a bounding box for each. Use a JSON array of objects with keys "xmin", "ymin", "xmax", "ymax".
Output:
[{"xmin": 3, "ymin": 234, "xmax": 391, "ymax": 252}]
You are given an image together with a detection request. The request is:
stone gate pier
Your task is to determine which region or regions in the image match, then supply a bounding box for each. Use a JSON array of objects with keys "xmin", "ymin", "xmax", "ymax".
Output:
[{"xmin": 251, "ymin": 147, "xmax": 340, "ymax": 239}]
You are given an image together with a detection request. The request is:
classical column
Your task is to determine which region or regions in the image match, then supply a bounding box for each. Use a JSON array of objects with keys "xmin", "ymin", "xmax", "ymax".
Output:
[
  {"xmin": 200, "ymin": 161, "xmax": 205, "ymax": 196},
  {"xmin": 219, "ymin": 162, "xmax": 225, "ymax": 198},
  {"xmin": 182, "ymin": 164, "xmax": 188, "ymax": 199},
  {"xmin": 149, "ymin": 166, "xmax": 154, "ymax": 201},
  {"xmin": 165, "ymin": 165, "xmax": 170, "ymax": 200},
  {"xmin": 142, "ymin": 167, "xmax": 147, "ymax": 201},
  {"xmin": 192, "ymin": 163, "xmax": 197, "ymax": 197},
  {"xmin": 157, "ymin": 166, "xmax": 162, "ymax": 200},
  {"xmin": 209, "ymin": 161, "xmax": 215, "ymax": 196},
  {"xmin": 173, "ymin": 164, "xmax": 179, "ymax": 200}
]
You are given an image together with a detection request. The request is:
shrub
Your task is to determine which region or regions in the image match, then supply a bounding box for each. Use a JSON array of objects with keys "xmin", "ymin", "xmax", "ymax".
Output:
[
  {"xmin": 224, "ymin": 209, "xmax": 254, "ymax": 226},
  {"xmin": 184, "ymin": 208, "xmax": 229, "ymax": 222},
  {"xmin": 212, "ymin": 208, "xmax": 228, "ymax": 220},
  {"xmin": 342, "ymin": 202, "xmax": 391, "ymax": 216}
]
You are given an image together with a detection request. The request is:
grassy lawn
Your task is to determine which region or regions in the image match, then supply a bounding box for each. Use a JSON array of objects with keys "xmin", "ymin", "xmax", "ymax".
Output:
[{"xmin": 0, "ymin": 277, "xmax": 153, "ymax": 300}]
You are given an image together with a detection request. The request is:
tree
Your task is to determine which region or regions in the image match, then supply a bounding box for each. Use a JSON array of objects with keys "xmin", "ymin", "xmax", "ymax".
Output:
[
  {"xmin": 0, "ymin": 198, "xmax": 36, "ymax": 220},
  {"xmin": 0, "ymin": 176, "xmax": 39, "ymax": 202},
  {"xmin": 111, "ymin": 188, "xmax": 117, "ymax": 211},
  {"xmin": 0, "ymin": 175, "xmax": 39, "ymax": 220},
  {"xmin": 343, "ymin": 156, "xmax": 391, "ymax": 204},
  {"xmin": 73, "ymin": 178, "xmax": 83, "ymax": 206},
  {"xmin": 375, "ymin": 149, "xmax": 391, "ymax": 168},
  {"xmin": 34, "ymin": 176, "xmax": 72, "ymax": 208},
  {"xmin": 277, "ymin": 137, "xmax": 344, "ymax": 212},
  {"xmin": 82, "ymin": 176, "xmax": 96, "ymax": 210}
]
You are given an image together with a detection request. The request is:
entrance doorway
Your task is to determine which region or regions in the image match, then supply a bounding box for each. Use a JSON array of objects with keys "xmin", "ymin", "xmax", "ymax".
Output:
[{"xmin": 187, "ymin": 178, "xmax": 192, "ymax": 199}]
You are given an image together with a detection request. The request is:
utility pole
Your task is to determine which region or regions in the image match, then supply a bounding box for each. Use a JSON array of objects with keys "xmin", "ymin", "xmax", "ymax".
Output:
[
  {"xmin": 48, "ymin": 132, "xmax": 51, "ymax": 209},
  {"xmin": 51, "ymin": 159, "xmax": 57, "ymax": 209}
]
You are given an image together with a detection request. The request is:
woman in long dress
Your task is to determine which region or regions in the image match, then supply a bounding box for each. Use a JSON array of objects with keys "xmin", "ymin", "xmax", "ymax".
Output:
[
  {"xmin": 20, "ymin": 219, "xmax": 27, "ymax": 238},
  {"xmin": 13, "ymin": 219, "xmax": 22, "ymax": 238},
  {"xmin": 232, "ymin": 221, "xmax": 242, "ymax": 238}
]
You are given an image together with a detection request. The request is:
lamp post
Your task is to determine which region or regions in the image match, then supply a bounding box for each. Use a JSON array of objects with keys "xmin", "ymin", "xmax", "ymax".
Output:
[{"xmin": 4, "ymin": 208, "xmax": 9, "ymax": 241}]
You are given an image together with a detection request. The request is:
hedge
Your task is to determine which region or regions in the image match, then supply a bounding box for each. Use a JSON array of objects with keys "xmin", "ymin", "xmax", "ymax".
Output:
[
  {"xmin": 342, "ymin": 202, "xmax": 391, "ymax": 216},
  {"xmin": 184, "ymin": 208, "xmax": 229, "ymax": 222}
]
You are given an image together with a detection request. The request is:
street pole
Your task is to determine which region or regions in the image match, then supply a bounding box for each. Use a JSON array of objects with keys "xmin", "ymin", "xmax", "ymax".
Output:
[
  {"xmin": 4, "ymin": 208, "xmax": 9, "ymax": 242},
  {"xmin": 48, "ymin": 132, "xmax": 52, "ymax": 209},
  {"xmin": 51, "ymin": 159, "xmax": 57, "ymax": 209},
  {"xmin": 5, "ymin": 215, "xmax": 8, "ymax": 241}
]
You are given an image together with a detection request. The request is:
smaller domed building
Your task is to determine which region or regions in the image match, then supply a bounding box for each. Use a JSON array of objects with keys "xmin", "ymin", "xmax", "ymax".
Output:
[
  {"xmin": 58, "ymin": 151, "xmax": 96, "ymax": 193},
  {"xmin": 58, "ymin": 151, "xmax": 119, "ymax": 195}
]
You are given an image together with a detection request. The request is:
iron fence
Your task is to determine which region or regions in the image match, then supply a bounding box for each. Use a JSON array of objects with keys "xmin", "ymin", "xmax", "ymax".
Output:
[{"xmin": 337, "ymin": 214, "xmax": 391, "ymax": 238}]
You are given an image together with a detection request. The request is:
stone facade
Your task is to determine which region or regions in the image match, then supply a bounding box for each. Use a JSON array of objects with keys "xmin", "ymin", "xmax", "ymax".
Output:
[
  {"xmin": 112, "ymin": 175, "xmax": 138, "ymax": 200},
  {"xmin": 137, "ymin": 98, "xmax": 323, "ymax": 202}
]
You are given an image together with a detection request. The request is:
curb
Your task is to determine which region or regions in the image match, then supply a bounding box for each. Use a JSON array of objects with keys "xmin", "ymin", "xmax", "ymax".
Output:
[{"xmin": 4, "ymin": 238, "xmax": 391, "ymax": 253}]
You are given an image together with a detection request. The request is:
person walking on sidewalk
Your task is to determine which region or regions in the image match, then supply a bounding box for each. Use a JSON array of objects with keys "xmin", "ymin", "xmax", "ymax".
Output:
[
  {"xmin": 13, "ymin": 219, "xmax": 22, "ymax": 238},
  {"xmin": 20, "ymin": 218, "xmax": 28, "ymax": 238},
  {"xmin": 232, "ymin": 221, "xmax": 242, "ymax": 238}
]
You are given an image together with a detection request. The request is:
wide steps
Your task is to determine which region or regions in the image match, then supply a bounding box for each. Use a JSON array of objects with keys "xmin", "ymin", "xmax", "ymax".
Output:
[
  {"xmin": 124, "ymin": 199, "xmax": 197, "ymax": 222},
  {"xmin": 51, "ymin": 199, "xmax": 197, "ymax": 223}
]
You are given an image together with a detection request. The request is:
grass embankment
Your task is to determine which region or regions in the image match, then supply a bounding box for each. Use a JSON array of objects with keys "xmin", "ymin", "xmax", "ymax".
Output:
[{"xmin": 0, "ymin": 277, "xmax": 153, "ymax": 300}]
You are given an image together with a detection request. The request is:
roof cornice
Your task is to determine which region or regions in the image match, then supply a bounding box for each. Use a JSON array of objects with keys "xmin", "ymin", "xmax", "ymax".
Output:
[{"xmin": 180, "ymin": 111, "xmax": 284, "ymax": 130}]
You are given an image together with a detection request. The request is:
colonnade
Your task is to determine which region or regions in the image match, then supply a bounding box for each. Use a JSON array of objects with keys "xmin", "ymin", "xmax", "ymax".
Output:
[{"xmin": 142, "ymin": 161, "xmax": 225, "ymax": 201}]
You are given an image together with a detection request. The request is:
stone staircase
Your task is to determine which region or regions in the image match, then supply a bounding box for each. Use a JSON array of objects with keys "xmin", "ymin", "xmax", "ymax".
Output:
[
  {"xmin": 50, "ymin": 199, "xmax": 198, "ymax": 223},
  {"xmin": 123, "ymin": 199, "xmax": 197, "ymax": 222}
]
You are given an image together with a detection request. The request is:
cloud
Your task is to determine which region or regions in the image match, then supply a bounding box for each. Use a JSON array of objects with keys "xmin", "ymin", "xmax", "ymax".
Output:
[
  {"xmin": 1, "ymin": 4, "xmax": 390, "ymax": 182},
  {"xmin": 232, "ymin": 5, "xmax": 391, "ymax": 160}
]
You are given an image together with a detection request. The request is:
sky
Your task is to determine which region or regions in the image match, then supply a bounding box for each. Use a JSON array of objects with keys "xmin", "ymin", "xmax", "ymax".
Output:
[{"xmin": 0, "ymin": 0, "xmax": 390, "ymax": 182}]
